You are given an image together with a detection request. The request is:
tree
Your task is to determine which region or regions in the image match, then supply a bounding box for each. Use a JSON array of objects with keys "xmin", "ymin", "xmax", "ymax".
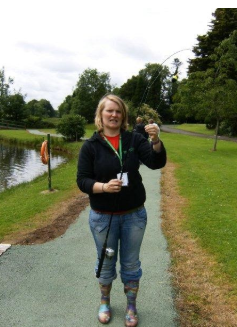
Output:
[
  {"xmin": 172, "ymin": 31, "xmax": 237, "ymax": 150},
  {"xmin": 71, "ymin": 68, "xmax": 112, "ymax": 122},
  {"xmin": 118, "ymin": 75, "xmax": 145, "ymax": 108},
  {"xmin": 118, "ymin": 63, "xmax": 171, "ymax": 121},
  {"xmin": 4, "ymin": 94, "xmax": 26, "ymax": 121},
  {"xmin": 189, "ymin": 8, "xmax": 237, "ymax": 73},
  {"xmin": 170, "ymin": 78, "xmax": 196, "ymax": 123},
  {"xmin": 137, "ymin": 63, "xmax": 170, "ymax": 111},
  {"xmin": 35, "ymin": 99, "xmax": 55, "ymax": 117},
  {"xmin": 56, "ymin": 114, "xmax": 87, "ymax": 141},
  {"xmin": 0, "ymin": 67, "xmax": 14, "ymax": 119},
  {"xmin": 0, "ymin": 67, "xmax": 28, "ymax": 122},
  {"xmin": 25, "ymin": 99, "xmax": 55, "ymax": 118},
  {"xmin": 25, "ymin": 100, "xmax": 38, "ymax": 116},
  {"xmin": 0, "ymin": 67, "xmax": 13, "ymax": 97},
  {"xmin": 159, "ymin": 58, "xmax": 183, "ymax": 123},
  {"xmin": 125, "ymin": 100, "xmax": 137, "ymax": 128},
  {"xmin": 58, "ymin": 95, "xmax": 73, "ymax": 117}
]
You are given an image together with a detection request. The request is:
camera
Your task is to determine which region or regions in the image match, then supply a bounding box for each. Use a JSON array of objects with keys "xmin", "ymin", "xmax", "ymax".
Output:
[{"xmin": 105, "ymin": 247, "xmax": 115, "ymax": 259}]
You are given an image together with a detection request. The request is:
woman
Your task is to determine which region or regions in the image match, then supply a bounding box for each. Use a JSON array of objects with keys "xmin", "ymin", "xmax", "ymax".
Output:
[{"xmin": 77, "ymin": 94, "xmax": 166, "ymax": 326}]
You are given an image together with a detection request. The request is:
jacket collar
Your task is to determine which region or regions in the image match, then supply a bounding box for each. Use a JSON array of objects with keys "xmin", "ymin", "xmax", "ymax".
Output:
[{"xmin": 89, "ymin": 129, "xmax": 128, "ymax": 142}]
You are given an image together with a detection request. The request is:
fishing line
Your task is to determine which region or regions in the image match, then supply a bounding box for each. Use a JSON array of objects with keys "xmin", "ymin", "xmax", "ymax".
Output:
[{"xmin": 139, "ymin": 48, "xmax": 192, "ymax": 108}]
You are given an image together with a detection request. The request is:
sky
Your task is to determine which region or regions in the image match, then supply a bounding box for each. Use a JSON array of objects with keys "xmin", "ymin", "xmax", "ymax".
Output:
[{"xmin": 1, "ymin": 1, "xmax": 236, "ymax": 110}]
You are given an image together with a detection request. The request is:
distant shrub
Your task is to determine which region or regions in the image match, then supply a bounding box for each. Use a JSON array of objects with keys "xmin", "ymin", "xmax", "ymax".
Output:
[{"xmin": 56, "ymin": 114, "xmax": 87, "ymax": 141}]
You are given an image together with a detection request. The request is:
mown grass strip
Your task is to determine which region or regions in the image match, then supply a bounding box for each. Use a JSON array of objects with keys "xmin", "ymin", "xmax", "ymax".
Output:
[
  {"xmin": 0, "ymin": 129, "xmax": 66, "ymax": 149},
  {"xmin": 170, "ymin": 123, "xmax": 215, "ymax": 135},
  {"xmin": 161, "ymin": 132, "xmax": 237, "ymax": 285}
]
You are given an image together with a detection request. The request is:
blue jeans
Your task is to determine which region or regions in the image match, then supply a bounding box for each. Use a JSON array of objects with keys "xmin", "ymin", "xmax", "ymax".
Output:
[{"xmin": 89, "ymin": 206, "xmax": 147, "ymax": 285}]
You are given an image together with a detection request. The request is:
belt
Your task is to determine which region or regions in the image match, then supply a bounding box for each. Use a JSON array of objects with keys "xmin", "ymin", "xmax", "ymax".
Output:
[{"xmin": 94, "ymin": 205, "xmax": 144, "ymax": 215}]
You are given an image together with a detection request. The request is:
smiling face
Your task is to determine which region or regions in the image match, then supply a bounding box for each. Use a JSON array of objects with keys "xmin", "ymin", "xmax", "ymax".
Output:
[{"xmin": 101, "ymin": 99, "xmax": 123, "ymax": 135}]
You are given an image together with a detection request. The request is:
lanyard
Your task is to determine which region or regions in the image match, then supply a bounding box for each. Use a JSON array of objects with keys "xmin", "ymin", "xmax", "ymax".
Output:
[{"xmin": 103, "ymin": 135, "xmax": 123, "ymax": 168}]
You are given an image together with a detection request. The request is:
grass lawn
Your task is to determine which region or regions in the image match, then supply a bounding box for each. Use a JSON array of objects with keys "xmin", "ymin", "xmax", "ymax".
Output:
[
  {"xmin": 161, "ymin": 131, "xmax": 237, "ymax": 286},
  {"xmin": 0, "ymin": 129, "xmax": 46, "ymax": 141},
  {"xmin": 0, "ymin": 128, "xmax": 86, "ymax": 241},
  {"xmin": 170, "ymin": 123, "xmax": 215, "ymax": 135},
  {"xmin": 84, "ymin": 123, "xmax": 96, "ymax": 137},
  {"xmin": 39, "ymin": 124, "xmax": 96, "ymax": 138}
]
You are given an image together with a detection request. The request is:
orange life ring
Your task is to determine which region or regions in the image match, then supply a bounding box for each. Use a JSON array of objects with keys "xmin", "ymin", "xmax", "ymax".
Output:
[{"xmin": 40, "ymin": 140, "xmax": 49, "ymax": 165}]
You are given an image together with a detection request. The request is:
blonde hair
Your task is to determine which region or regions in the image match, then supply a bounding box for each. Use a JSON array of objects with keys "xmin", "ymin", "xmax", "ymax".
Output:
[{"xmin": 94, "ymin": 94, "xmax": 128, "ymax": 131}]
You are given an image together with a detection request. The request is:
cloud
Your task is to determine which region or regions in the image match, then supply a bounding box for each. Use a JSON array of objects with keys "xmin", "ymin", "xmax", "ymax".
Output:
[
  {"xmin": 39, "ymin": 59, "xmax": 82, "ymax": 74},
  {"xmin": 16, "ymin": 41, "xmax": 75, "ymax": 56},
  {"xmin": 110, "ymin": 37, "xmax": 158, "ymax": 62},
  {"xmin": 1, "ymin": 0, "xmax": 224, "ymax": 109}
]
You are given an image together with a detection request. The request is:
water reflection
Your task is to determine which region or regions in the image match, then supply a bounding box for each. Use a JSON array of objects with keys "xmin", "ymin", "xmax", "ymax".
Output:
[{"xmin": 0, "ymin": 143, "xmax": 67, "ymax": 193}]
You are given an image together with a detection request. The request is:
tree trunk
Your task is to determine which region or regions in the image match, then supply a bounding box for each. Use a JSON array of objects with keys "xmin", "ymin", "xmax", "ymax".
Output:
[{"xmin": 213, "ymin": 119, "xmax": 220, "ymax": 151}]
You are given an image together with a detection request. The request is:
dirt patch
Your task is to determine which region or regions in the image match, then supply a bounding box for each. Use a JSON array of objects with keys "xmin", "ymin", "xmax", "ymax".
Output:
[
  {"xmin": 11, "ymin": 193, "xmax": 89, "ymax": 245},
  {"xmin": 161, "ymin": 162, "xmax": 237, "ymax": 326}
]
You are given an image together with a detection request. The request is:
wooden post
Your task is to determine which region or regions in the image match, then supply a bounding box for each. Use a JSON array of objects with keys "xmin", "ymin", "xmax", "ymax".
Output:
[{"xmin": 47, "ymin": 134, "xmax": 52, "ymax": 191}]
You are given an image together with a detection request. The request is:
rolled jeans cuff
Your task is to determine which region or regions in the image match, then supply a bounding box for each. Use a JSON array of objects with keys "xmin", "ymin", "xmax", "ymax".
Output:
[{"xmin": 96, "ymin": 271, "xmax": 117, "ymax": 285}]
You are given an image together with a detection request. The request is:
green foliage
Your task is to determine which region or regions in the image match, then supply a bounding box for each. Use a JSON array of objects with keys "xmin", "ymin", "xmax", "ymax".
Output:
[
  {"xmin": 56, "ymin": 114, "xmax": 87, "ymax": 141},
  {"xmin": 189, "ymin": 8, "xmax": 237, "ymax": 73},
  {"xmin": 70, "ymin": 68, "xmax": 112, "ymax": 122},
  {"xmin": 43, "ymin": 117, "xmax": 61, "ymax": 126},
  {"xmin": 118, "ymin": 63, "xmax": 170, "ymax": 111},
  {"xmin": 172, "ymin": 30, "xmax": 237, "ymax": 144},
  {"xmin": 58, "ymin": 95, "xmax": 72, "ymax": 117},
  {"xmin": 125, "ymin": 100, "xmax": 137, "ymax": 127},
  {"xmin": 24, "ymin": 115, "xmax": 56, "ymax": 128},
  {"xmin": 218, "ymin": 119, "xmax": 237, "ymax": 136},
  {"xmin": 0, "ymin": 67, "xmax": 26, "ymax": 121},
  {"xmin": 0, "ymin": 67, "xmax": 13, "ymax": 98},
  {"xmin": 119, "ymin": 75, "xmax": 144, "ymax": 107},
  {"xmin": 4, "ymin": 93, "xmax": 27, "ymax": 121},
  {"xmin": 137, "ymin": 103, "xmax": 162, "ymax": 125},
  {"xmin": 0, "ymin": 68, "xmax": 56, "ymax": 123},
  {"xmin": 25, "ymin": 99, "xmax": 56, "ymax": 118},
  {"xmin": 117, "ymin": 63, "xmax": 173, "ymax": 123}
]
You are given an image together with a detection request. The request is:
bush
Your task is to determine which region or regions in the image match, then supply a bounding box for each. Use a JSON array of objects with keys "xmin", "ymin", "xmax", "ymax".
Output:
[
  {"xmin": 137, "ymin": 104, "xmax": 162, "ymax": 125},
  {"xmin": 219, "ymin": 120, "xmax": 237, "ymax": 137},
  {"xmin": 24, "ymin": 115, "xmax": 56, "ymax": 128},
  {"xmin": 56, "ymin": 114, "xmax": 87, "ymax": 141}
]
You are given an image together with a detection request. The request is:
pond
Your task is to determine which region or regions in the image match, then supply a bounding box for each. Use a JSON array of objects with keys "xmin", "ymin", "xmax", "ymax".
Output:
[{"xmin": 0, "ymin": 143, "xmax": 68, "ymax": 193}]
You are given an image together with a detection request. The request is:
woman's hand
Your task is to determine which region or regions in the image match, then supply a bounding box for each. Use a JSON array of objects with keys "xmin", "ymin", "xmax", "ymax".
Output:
[
  {"xmin": 93, "ymin": 179, "xmax": 123, "ymax": 194},
  {"xmin": 145, "ymin": 123, "xmax": 162, "ymax": 152},
  {"xmin": 144, "ymin": 124, "xmax": 160, "ymax": 142},
  {"xmin": 103, "ymin": 179, "xmax": 123, "ymax": 193}
]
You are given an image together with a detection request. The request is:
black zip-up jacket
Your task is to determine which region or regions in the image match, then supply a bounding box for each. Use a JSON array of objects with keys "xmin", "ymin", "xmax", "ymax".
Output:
[{"xmin": 77, "ymin": 130, "xmax": 166, "ymax": 212}]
